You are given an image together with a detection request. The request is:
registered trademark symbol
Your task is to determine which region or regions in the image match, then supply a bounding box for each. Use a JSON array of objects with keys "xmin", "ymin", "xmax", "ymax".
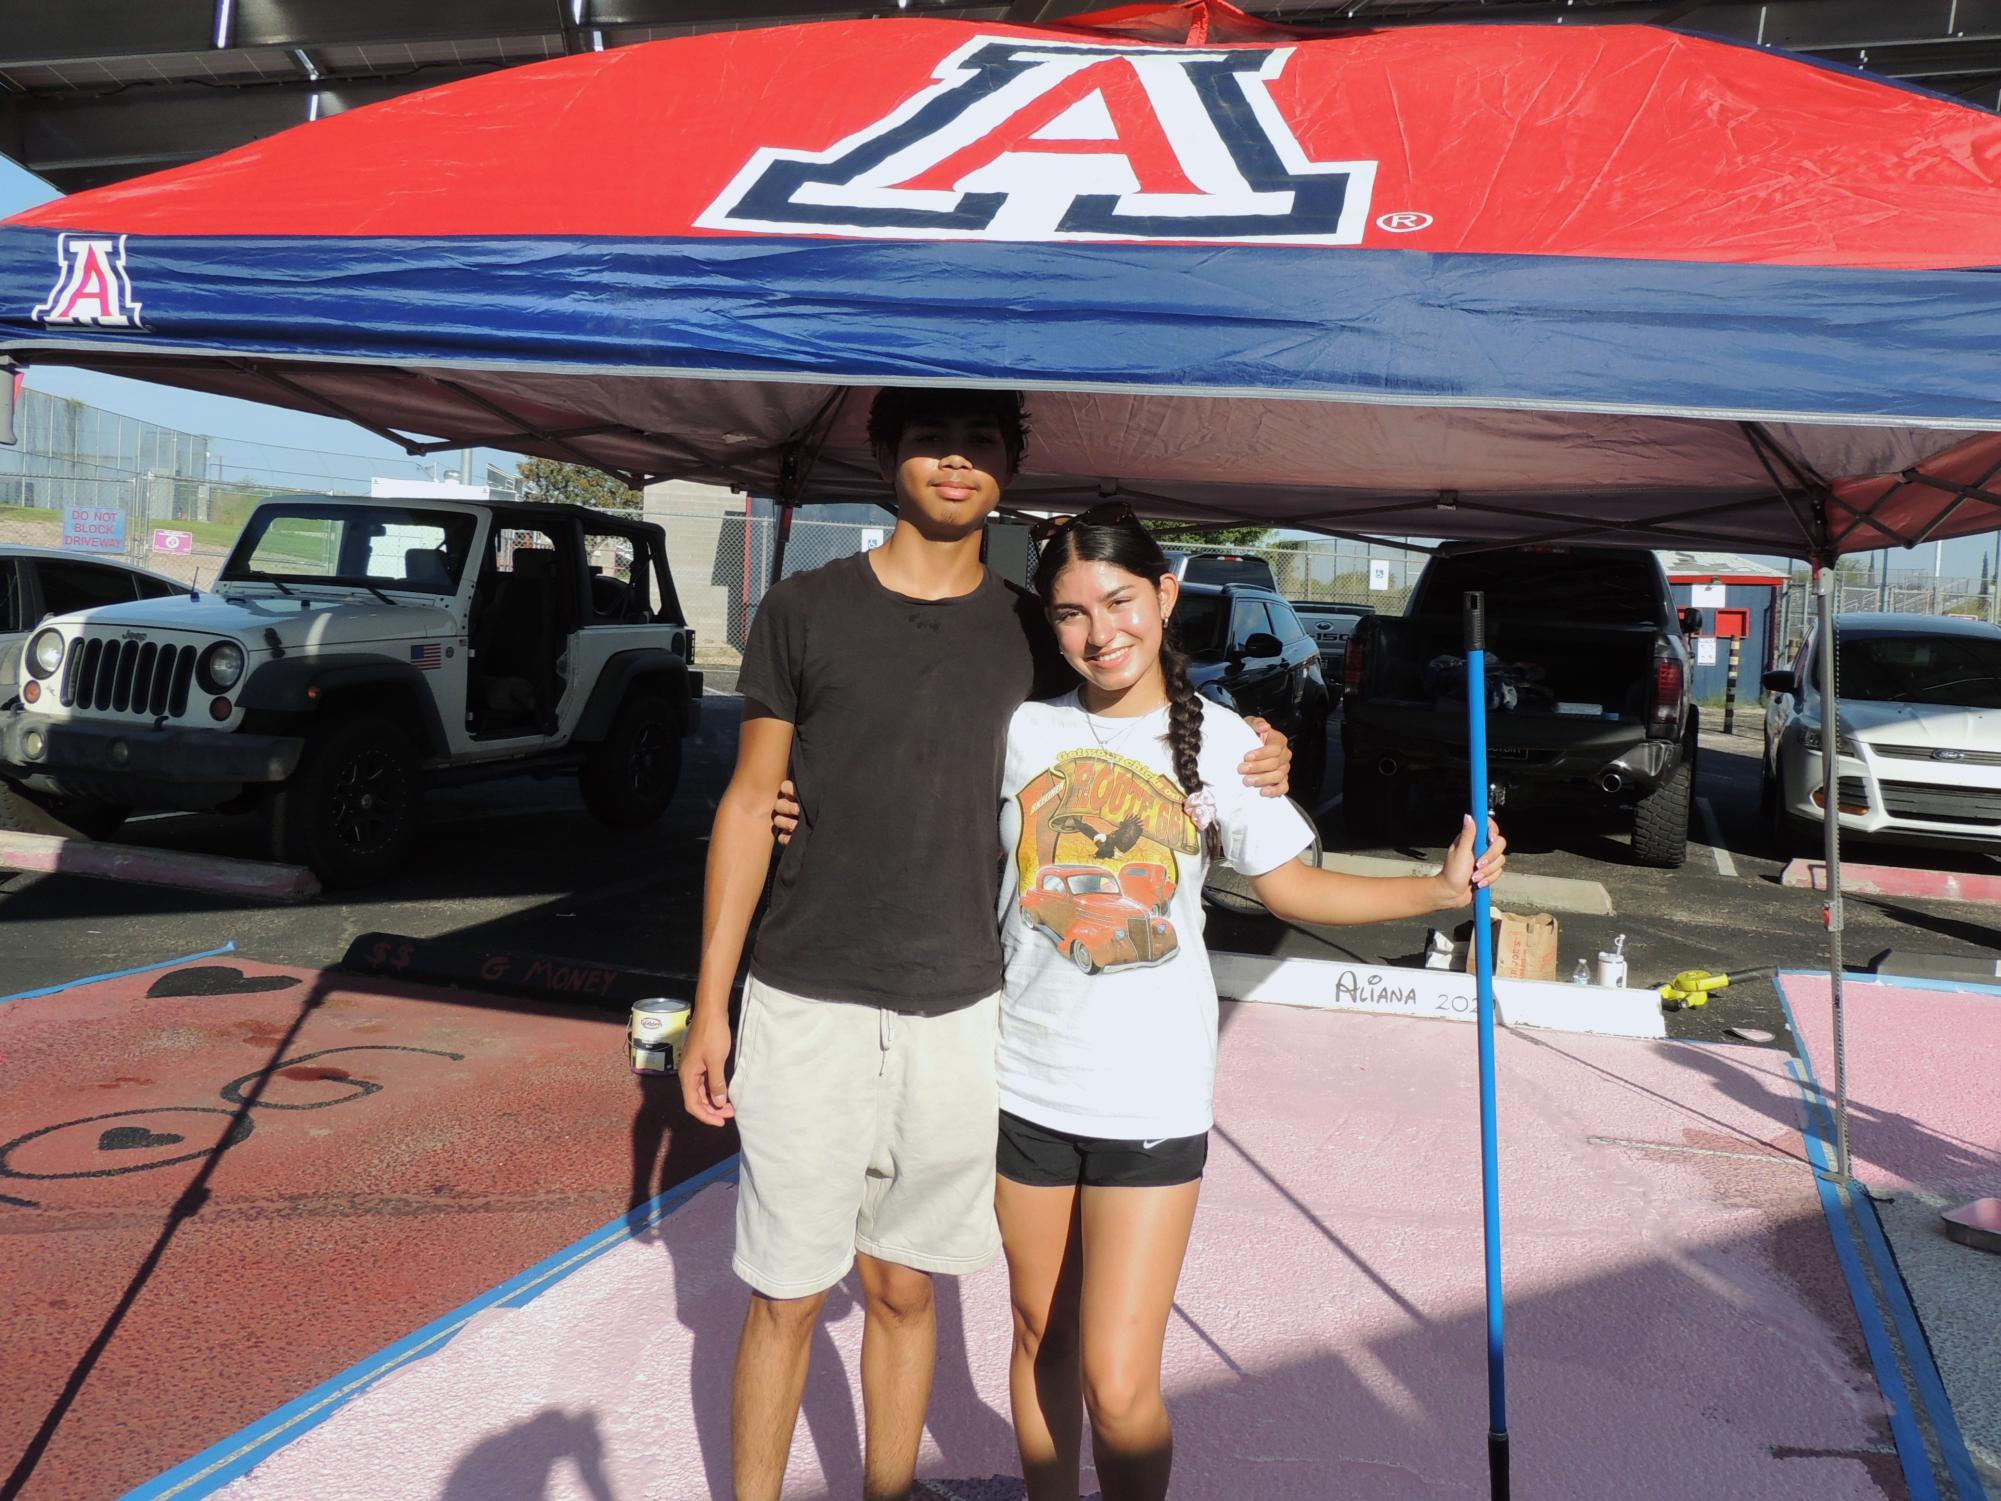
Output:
[{"xmin": 1376, "ymin": 211, "xmax": 1434, "ymax": 233}]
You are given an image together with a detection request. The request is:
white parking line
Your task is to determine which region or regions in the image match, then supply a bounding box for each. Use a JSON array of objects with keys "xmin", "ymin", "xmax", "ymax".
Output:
[{"xmin": 1695, "ymin": 795, "xmax": 1738, "ymax": 878}]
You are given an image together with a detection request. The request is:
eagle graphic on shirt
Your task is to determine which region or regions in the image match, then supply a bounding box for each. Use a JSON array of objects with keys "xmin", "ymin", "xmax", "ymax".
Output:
[{"xmin": 1014, "ymin": 749, "xmax": 1200, "ymax": 976}]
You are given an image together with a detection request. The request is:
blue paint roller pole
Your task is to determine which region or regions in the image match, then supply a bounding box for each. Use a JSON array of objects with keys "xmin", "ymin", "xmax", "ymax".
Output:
[{"xmin": 1464, "ymin": 589, "xmax": 1510, "ymax": 1499}]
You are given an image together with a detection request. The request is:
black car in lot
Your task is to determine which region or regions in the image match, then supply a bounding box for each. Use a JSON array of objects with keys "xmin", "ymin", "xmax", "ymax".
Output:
[
  {"xmin": 1173, "ymin": 582, "xmax": 1330, "ymax": 800},
  {"xmin": 1290, "ymin": 600, "xmax": 1375, "ymax": 695}
]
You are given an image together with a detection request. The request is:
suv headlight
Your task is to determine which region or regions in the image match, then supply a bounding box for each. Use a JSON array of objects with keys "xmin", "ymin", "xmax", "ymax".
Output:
[
  {"xmin": 198, "ymin": 640, "xmax": 246, "ymax": 693},
  {"xmin": 27, "ymin": 629, "xmax": 65, "ymax": 679},
  {"xmin": 1803, "ymin": 728, "xmax": 1859, "ymax": 756}
]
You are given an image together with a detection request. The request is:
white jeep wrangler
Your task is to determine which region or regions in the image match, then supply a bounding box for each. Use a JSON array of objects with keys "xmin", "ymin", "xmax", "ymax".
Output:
[{"xmin": 0, "ymin": 495, "xmax": 701, "ymax": 885}]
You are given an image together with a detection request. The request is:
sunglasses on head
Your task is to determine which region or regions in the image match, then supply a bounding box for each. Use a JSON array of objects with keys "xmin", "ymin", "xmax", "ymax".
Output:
[{"xmin": 1030, "ymin": 501, "xmax": 1138, "ymax": 544}]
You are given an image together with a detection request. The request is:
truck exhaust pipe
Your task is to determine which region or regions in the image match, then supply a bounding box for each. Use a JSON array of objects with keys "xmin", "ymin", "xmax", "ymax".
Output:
[
  {"xmin": 1378, "ymin": 756, "xmax": 1399, "ymax": 778},
  {"xmin": 1601, "ymin": 771, "xmax": 1623, "ymax": 793}
]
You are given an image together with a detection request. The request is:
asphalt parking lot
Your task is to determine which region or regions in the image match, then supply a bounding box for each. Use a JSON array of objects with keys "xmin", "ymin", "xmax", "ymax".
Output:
[
  {"xmin": 5, "ymin": 695, "xmax": 1998, "ymax": 1048},
  {"xmin": 5, "ymin": 693, "xmax": 1999, "ymax": 1498}
]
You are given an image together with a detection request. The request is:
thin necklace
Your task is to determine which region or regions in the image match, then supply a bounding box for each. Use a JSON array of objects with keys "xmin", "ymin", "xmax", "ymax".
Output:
[{"xmin": 1080, "ymin": 695, "xmax": 1165, "ymax": 757}]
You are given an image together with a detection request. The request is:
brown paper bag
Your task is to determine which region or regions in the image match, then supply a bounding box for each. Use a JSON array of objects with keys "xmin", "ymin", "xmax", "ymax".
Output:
[{"xmin": 1458, "ymin": 911, "xmax": 1560, "ymax": 981}]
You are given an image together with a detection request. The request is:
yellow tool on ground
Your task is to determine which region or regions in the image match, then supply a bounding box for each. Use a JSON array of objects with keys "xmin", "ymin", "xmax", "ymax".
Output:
[{"xmin": 1657, "ymin": 967, "xmax": 1773, "ymax": 1011}]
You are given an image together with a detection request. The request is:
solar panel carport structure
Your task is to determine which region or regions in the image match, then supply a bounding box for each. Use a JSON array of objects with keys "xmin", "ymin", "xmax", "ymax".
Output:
[
  {"xmin": 10, "ymin": 1, "xmax": 2001, "ymax": 195},
  {"xmin": 5, "ymin": 0, "xmax": 2001, "ymax": 1193}
]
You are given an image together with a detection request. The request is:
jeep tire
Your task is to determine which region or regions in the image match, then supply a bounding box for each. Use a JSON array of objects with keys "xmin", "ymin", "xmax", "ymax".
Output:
[
  {"xmin": 270, "ymin": 716, "xmax": 420, "ymax": 887},
  {"xmin": 580, "ymin": 692, "xmax": 681, "ymax": 829},
  {"xmin": 1630, "ymin": 753, "xmax": 1692, "ymax": 869},
  {"xmin": 0, "ymin": 778, "xmax": 129, "ymax": 841}
]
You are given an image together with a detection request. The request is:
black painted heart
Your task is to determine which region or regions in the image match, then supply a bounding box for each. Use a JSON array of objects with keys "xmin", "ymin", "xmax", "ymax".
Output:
[
  {"xmin": 148, "ymin": 966, "xmax": 302, "ymax": 999},
  {"xmin": 98, "ymin": 1126, "xmax": 186, "ymax": 1152}
]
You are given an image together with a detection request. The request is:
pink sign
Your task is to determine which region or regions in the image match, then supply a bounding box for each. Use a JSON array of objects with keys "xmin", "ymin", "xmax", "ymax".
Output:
[{"xmin": 152, "ymin": 528, "xmax": 195, "ymax": 555}]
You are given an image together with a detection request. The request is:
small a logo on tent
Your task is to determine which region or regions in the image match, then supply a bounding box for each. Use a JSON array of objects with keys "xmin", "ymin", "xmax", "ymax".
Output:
[
  {"xmin": 698, "ymin": 36, "xmax": 1375, "ymax": 245},
  {"xmin": 33, "ymin": 234, "xmax": 143, "ymax": 329}
]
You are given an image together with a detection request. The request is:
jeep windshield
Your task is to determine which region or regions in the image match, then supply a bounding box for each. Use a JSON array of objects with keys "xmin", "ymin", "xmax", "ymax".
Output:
[{"xmin": 222, "ymin": 504, "xmax": 478, "ymax": 595}]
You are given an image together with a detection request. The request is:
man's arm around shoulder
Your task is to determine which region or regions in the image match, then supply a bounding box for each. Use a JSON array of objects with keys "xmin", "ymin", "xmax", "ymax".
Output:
[{"xmin": 681, "ymin": 704, "xmax": 794, "ymax": 1126}]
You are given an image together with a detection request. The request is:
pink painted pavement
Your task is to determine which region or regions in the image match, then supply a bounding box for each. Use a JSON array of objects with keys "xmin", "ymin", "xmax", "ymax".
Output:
[
  {"xmin": 198, "ymin": 999, "xmax": 1911, "ymax": 1500},
  {"xmin": 0, "ymin": 958, "xmax": 730, "ymax": 1501},
  {"xmin": 1782, "ymin": 975, "xmax": 2001, "ymax": 1199}
]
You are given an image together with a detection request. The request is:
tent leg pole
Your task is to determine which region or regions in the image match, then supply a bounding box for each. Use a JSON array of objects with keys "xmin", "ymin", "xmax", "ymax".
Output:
[
  {"xmin": 1815, "ymin": 565, "xmax": 1851, "ymax": 1184},
  {"xmin": 768, "ymin": 503, "xmax": 795, "ymax": 588}
]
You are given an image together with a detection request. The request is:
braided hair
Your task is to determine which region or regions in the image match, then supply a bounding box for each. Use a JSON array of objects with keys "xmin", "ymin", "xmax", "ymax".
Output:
[{"xmin": 1034, "ymin": 517, "xmax": 1224, "ymax": 861}]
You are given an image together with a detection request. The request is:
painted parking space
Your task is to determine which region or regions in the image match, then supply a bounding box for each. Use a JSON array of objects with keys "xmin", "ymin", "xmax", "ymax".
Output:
[
  {"xmin": 169, "ymin": 1000, "xmax": 1911, "ymax": 1501},
  {"xmin": 0, "ymin": 954, "xmax": 733, "ymax": 1501}
]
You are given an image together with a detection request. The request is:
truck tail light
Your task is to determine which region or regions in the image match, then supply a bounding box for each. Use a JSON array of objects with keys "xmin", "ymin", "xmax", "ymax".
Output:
[
  {"xmin": 1649, "ymin": 648, "xmax": 1684, "ymax": 737},
  {"xmin": 1343, "ymin": 626, "xmax": 1367, "ymax": 693}
]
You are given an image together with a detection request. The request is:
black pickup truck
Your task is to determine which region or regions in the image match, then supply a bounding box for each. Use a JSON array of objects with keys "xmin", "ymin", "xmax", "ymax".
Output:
[{"xmin": 1339, "ymin": 546, "xmax": 1700, "ymax": 867}]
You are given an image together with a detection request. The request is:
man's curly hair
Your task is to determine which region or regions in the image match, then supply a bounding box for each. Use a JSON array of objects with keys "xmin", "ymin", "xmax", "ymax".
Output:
[{"xmin": 866, "ymin": 387, "xmax": 1028, "ymax": 473}]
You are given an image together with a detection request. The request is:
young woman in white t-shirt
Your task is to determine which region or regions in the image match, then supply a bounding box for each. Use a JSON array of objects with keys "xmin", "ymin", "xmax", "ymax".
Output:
[{"xmin": 995, "ymin": 506, "xmax": 1505, "ymax": 1501}]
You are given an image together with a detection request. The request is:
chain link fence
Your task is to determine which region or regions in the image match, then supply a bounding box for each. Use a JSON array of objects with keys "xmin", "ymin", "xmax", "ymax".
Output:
[
  {"xmin": 648, "ymin": 499, "xmax": 1433, "ymax": 669},
  {"xmin": 1774, "ymin": 572, "xmax": 2001, "ymax": 661},
  {"xmin": 2, "ymin": 385, "xmax": 464, "ymax": 590},
  {"xmin": 12, "ymin": 390, "xmax": 1997, "ymax": 673}
]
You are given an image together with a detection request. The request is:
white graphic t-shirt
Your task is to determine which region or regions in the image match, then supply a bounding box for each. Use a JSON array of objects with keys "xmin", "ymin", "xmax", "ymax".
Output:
[{"xmin": 996, "ymin": 692, "xmax": 1314, "ymax": 1140}]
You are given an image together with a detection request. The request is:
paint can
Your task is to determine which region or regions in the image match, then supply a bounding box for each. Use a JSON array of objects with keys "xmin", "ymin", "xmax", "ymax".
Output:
[
  {"xmin": 1591, "ymin": 934, "xmax": 1629, "ymax": 989},
  {"xmin": 629, "ymin": 997, "xmax": 691, "ymax": 1075}
]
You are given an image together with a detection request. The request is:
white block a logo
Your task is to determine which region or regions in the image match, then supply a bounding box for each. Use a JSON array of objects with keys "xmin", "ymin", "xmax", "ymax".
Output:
[
  {"xmin": 33, "ymin": 234, "xmax": 143, "ymax": 328},
  {"xmin": 699, "ymin": 37, "xmax": 1375, "ymax": 245}
]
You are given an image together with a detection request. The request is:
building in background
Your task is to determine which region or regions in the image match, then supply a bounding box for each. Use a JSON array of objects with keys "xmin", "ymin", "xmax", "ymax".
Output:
[{"xmin": 1657, "ymin": 550, "xmax": 1787, "ymax": 702}]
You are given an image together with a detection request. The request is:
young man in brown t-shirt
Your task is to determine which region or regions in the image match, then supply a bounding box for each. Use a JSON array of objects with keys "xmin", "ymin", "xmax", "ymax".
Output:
[{"xmin": 682, "ymin": 389, "xmax": 1290, "ymax": 1501}]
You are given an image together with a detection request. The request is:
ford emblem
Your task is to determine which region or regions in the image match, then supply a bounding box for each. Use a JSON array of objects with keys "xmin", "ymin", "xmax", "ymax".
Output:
[{"xmin": 1931, "ymin": 749, "xmax": 1965, "ymax": 761}]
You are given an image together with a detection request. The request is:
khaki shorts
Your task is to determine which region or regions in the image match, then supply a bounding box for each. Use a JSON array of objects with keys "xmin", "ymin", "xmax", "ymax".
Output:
[{"xmin": 730, "ymin": 975, "xmax": 1002, "ymax": 1299}]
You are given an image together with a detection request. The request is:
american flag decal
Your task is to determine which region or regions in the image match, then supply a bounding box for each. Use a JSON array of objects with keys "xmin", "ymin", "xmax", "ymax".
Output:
[{"xmin": 410, "ymin": 642, "xmax": 443, "ymax": 671}]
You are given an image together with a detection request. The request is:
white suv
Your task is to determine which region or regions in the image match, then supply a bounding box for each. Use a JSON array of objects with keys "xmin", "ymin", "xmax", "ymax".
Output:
[{"xmin": 2, "ymin": 495, "xmax": 701, "ymax": 884}]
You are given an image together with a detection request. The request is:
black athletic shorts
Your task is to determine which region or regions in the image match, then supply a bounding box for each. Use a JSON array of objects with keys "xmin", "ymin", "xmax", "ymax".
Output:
[{"xmin": 997, "ymin": 1109, "xmax": 1209, "ymax": 1189}]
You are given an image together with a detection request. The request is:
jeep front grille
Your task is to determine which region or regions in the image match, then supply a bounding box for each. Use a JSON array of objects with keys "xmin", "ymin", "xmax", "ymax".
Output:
[{"xmin": 60, "ymin": 637, "xmax": 197, "ymax": 719}]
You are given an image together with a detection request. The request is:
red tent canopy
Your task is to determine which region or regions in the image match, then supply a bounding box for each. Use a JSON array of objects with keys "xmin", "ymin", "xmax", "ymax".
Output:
[{"xmin": 5, "ymin": 0, "xmax": 2001, "ymax": 557}]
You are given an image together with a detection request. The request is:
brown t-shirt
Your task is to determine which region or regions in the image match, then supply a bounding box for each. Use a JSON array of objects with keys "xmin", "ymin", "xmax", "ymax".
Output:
[{"xmin": 737, "ymin": 552, "xmax": 1064, "ymax": 1014}]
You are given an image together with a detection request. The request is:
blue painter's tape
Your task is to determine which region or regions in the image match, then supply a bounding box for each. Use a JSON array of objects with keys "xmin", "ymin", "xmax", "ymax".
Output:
[
  {"xmin": 0, "ymin": 942, "xmax": 238, "ymax": 1006},
  {"xmin": 1778, "ymin": 979, "xmax": 1986, "ymax": 1498},
  {"xmin": 1849, "ymin": 1185, "xmax": 1988, "ymax": 1500},
  {"xmin": 1772, "ymin": 967, "xmax": 2001, "ymax": 999},
  {"xmin": 122, "ymin": 1151, "xmax": 742, "ymax": 1501},
  {"xmin": 1783, "ymin": 1053, "xmax": 1937, "ymax": 1501},
  {"xmin": 1853, "ymin": 973, "xmax": 2001, "ymax": 1000}
]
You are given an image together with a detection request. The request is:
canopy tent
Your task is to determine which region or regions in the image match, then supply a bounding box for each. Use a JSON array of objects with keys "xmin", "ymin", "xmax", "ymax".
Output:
[
  {"xmin": 1, "ymin": 0, "xmax": 1995, "ymax": 1200},
  {"xmin": 4, "ymin": 1, "xmax": 2001, "ymax": 560}
]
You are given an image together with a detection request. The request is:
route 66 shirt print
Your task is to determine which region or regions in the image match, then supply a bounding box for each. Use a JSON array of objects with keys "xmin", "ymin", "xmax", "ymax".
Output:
[{"xmin": 994, "ymin": 692, "xmax": 1311, "ymax": 1140}]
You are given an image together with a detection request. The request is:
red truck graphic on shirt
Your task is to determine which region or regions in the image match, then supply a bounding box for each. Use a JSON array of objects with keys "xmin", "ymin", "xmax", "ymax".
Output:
[{"xmin": 1021, "ymin": 863, "xmax": 1180, "ymax": 976}]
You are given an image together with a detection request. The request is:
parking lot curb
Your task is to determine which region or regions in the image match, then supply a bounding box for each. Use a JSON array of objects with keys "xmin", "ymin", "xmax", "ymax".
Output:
[
  {"xmin": 1213, "ymin": 952, "xmax": 1666, "ymax": 1039},
  {"xmin": 1783, "ymin": 858, "xmax": 2001, "ymax": 907},
  {"xmin": 341, "ymin": 931, "xmax": 692, "ymax": 1011},
  {"xmin": 1315, "ymin": 852, "xmax": 1615, "ymax": 916},
  {"xmin": 0, "ymin": 833, "xmax": 319, "ymax": 901}
]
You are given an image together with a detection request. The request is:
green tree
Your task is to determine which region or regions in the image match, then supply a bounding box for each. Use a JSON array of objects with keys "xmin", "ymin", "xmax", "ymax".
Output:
[{"xmin": 514, "ymin": 457, "xmax": 641, "ymax": 510}]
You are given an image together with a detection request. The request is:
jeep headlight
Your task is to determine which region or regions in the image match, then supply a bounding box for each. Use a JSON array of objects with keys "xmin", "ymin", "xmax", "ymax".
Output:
[
  {"xmin": 198, "ymin": 640, "xmax": 245, "ymax": 693},
  {"xmin": 1803, "ymin": 728, "xmax": 1859, "ymax": 757},
  {"xmin": 27, "ymin": 628, "xmax": 65, "ymax": 679}
]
